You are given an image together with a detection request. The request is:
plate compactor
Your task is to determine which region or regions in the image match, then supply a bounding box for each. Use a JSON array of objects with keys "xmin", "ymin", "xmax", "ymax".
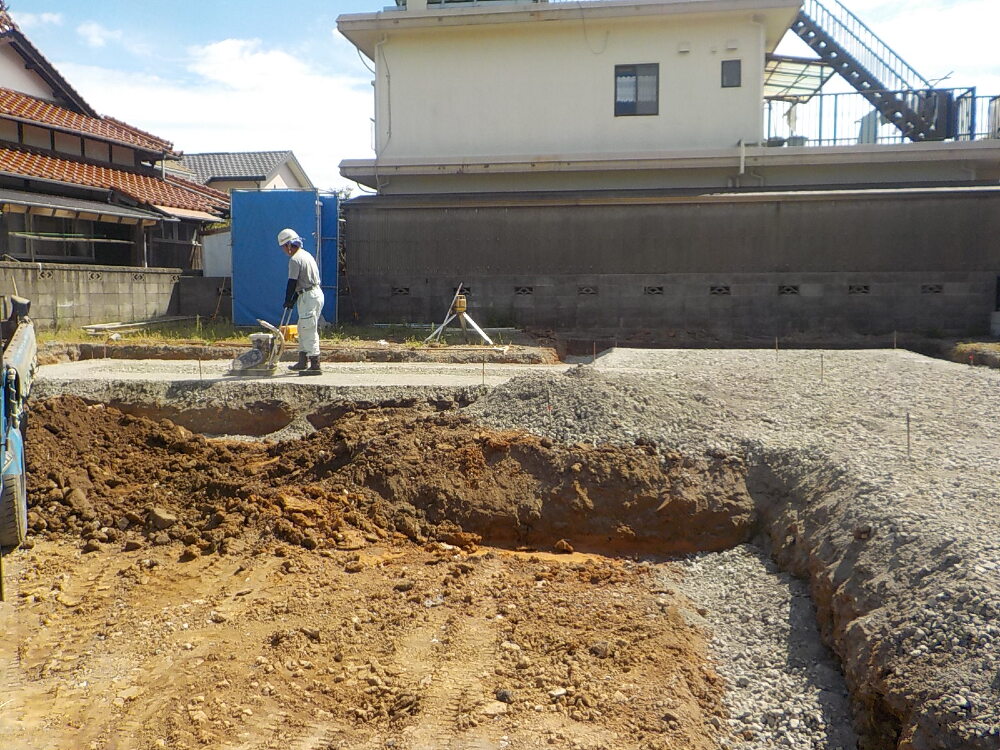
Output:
[{"xmin": 229, "ymin": 309, "xmax": 291, "ymax": 377}]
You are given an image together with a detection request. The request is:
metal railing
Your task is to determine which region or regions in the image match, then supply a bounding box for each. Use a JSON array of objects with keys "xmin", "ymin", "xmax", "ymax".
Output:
[
  {"xmin": 799, "ymin": 0, "xmax": 930, "ymax": 92},
  {"xmin": 764, "ymin": 89, "xmax": 998, "ymax": 147}
]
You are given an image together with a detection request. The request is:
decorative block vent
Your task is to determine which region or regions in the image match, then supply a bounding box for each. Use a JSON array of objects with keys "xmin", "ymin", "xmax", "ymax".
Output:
[
  {"xmin": 132, "ymin": 273, "xmax": 145, "ymax": 282},
  {"xmin": 577, "ymin": 286, "xmax": 598, "ymax": 295},
  {"xmin": 778, "ymin": 285, "xmax": 800, "ymax": 296},
  {"xmin": 514, "ymin": 286, "xmax": 534, "ymax": 295},
  {"xmin": 38, "ymin": 270, "xmax": 53, "ymax": 280},
  {"xmin": 391, "ymin": 287, "xmax": 410, "ymax": 296},
  {"xmin": 848, "ymin": 285, "xmax": 870, "ymax": 295},
  {"xmin": 170, "ymin": 274, "xmax": 181, "ymax": 282},
  {"xmin": 89, "ymin": 271, "xmax": 103, "ymax": 280},
  {"xmin": 644, "ymin": 286, "xmax": 664, "ymax": 295},
  {"xmin": 709, "ymin": 285, "xmax": 731, "ymax": 296},
  {"xmin": 921, "ymin": 284, "xmax": 944, "ymax": 294}
]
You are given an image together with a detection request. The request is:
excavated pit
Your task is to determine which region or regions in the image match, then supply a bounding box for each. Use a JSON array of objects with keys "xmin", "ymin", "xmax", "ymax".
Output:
[
  {"xmin": 9, "ymin": 393, "xmax": 870, "ymax": 750},
  {"xmin": 25, "ymin": 395, "xmax": 755, "ymax": 558},
  {"xmin": 12, "ymin": 356, "xmax": 1000, "ymax": 750}
]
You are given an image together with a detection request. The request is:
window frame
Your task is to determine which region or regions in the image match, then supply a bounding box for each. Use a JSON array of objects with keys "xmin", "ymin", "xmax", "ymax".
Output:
[
  {"xmin": 614, "ymin": 63, "xmax": 660, "ymax": 117},
  {"xmin": 721, "ymin": 59, "xmax": 742, "ymax": 88}
]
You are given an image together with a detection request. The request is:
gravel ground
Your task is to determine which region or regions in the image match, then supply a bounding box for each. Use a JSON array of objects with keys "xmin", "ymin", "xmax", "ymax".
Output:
[
  {"xmin": 468, "ymin": 349, "xmax": 1000, "ymax": 749},
  {"xmin": 671, "ymin": 546, "xmax": 857, "ymax": 750},
  {"xmin": 33, "ymin": 349, "xmax": 1000, "ymax": 748}
]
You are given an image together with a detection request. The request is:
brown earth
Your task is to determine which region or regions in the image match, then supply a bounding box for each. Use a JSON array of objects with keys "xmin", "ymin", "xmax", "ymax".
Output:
[
  {"xmin": 24, "ymin": 396, "xmax": 754, "ymax": 557},
  {"xmin": 0, "ymin": 396, "xmax": 756, "ymax": 749}
]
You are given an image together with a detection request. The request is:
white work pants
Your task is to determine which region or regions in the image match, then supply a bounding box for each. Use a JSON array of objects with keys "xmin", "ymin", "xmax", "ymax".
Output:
[{"xmin": 296, "ymin": 286, "xmax": 324, "ymax": 357}]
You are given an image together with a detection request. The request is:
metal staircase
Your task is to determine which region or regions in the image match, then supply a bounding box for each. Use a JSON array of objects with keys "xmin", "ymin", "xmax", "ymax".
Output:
[{"xmin": 793, "ymin": 0, "xmax": 953, "ymax": 141}]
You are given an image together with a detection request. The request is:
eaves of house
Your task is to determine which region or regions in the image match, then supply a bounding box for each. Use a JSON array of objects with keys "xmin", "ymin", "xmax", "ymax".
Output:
[{"xmin": 0, "ymin": 146, "xmax": 228, "ymax": 216}]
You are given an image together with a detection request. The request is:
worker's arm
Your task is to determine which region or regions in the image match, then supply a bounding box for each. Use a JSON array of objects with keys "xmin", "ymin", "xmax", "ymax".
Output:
[{"xmin": 283, "ymin": 278, "xmax": 298, "ymax": 309}]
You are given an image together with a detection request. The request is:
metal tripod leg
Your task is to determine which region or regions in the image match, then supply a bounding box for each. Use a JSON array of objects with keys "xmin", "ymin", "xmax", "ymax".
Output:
[
  {"xmin": 425, "ymin": 313, "xmax": 457, "ymax": 343},
  {"xmin": 459, "ymin": 313, "xmax": 494, "ymax": 346}
]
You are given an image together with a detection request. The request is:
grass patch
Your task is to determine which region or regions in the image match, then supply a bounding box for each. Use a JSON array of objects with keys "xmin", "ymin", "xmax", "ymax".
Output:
[{"xmin": 38, "ymin": 320, "xmax": 447, "ymax": 347}]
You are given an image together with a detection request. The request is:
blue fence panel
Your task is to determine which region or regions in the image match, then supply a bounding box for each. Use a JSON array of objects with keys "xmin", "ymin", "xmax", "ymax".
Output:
[
  {"xmin": 318, "ymin": 194, "xmax": 338, "ymax": 324},
  {"xmin": 231, "ymin": 190, "xmax": 319, "ymax": 327}
]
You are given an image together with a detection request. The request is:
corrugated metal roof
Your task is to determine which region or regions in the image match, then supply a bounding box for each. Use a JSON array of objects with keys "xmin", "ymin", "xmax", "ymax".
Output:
[{"xmin": 181, "ymin": 151, "xmax": 293, "ymax": 184}]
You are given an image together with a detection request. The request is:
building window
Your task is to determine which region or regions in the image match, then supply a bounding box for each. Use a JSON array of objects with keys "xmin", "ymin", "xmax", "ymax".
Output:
[
  {"xmin": 615, "ymin": 64, "xmax": 659, "ymax": 116},
  {"xmin": 722, "ymin": 59, "xmax": 742, "ymax": 88}
]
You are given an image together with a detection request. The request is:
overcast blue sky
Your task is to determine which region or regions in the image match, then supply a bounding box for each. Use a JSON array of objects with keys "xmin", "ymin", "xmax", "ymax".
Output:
[{"xmin": 10, "ymin": 1, "xmax": 1000, "ymax": 191}]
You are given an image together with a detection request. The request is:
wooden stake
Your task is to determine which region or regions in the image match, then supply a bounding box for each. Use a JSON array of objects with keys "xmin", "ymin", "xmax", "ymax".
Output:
[
  {"xmin": 906, "ymin": 411, "xmax": 911, "ymax": 459},
  {"xmin": 0, "ymin": 548, "xmax": 6, "ymax": 603}
]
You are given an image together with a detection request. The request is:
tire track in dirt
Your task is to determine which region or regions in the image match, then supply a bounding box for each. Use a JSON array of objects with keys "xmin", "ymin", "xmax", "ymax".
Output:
[
  {"xmin": 389, "ymin": 555, "xmax": 502, "ymax": 750},
  {"xmin": 0, "ymin": 551, "xmax": 31, "ymax": 745}
]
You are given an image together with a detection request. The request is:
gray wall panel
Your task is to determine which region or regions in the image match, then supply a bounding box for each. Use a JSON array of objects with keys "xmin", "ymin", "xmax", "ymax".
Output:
[{"xmin": 341, "ymin": 191, "xmax": 1000, "ymax": 337}]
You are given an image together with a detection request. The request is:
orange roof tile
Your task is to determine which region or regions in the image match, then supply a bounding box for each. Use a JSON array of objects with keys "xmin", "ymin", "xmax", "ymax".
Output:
[
  {"xmin": 0, "ymin": 88, "xmax": 175, "ymax": 154},
  {"xmin": 0, "ymin": 146, "xmax": 228, "ymax": 215}
]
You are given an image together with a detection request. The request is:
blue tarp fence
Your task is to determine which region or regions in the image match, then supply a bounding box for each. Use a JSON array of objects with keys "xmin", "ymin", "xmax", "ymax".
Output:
[{"xmin": 231, "ymin": 189, "xmax": 338, "ymax": 326}]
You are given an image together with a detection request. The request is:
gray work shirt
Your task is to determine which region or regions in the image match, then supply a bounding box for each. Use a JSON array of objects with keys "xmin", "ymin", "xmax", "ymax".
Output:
[{"xmin": 287, "ymin": 248, "xmax": 321, "ymax": 293}]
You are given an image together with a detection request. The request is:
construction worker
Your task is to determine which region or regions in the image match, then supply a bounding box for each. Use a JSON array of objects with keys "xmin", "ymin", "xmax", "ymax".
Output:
[{"xmin": 278, "ymin": 228, "xmax": 324, "ymax": 375}]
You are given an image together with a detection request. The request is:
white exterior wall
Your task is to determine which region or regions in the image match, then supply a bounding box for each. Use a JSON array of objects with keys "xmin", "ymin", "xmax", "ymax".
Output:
[
  {"xmin": 0, "ymin": 44, "xmax": 53, "ymax": 100},
  {"xmin": 375, "ymin": 14, "xmax": 765, "ymax": 160},
  {"xmin": 264, "ymin": 163, "xmax": 306, "ymax": 189},
  {"xmin": 201, "ymin": 231, "xmax": 232, "ymax": 278}
]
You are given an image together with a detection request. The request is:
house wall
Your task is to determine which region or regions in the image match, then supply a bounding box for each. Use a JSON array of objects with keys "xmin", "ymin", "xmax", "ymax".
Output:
[
  {"xmin": 341, "ymin": 190, "xmax": 1000, "ymax": 337},
  {"xmin": 376, "ymin": 13, "xmax": 765, "ymax": 160},
  {"xmin": 202, "ymin": 231, "xmax": 232, "ymax": 277},
  {"xmin": 209, "ymin": 179, "xmax": 261, "ymax": 192},
  {"xmin": 0, "ymin": 261, "xmax": 180, "ymax": 329},
  {"xmin": 0, "ymin": 44, "xmax": 52, "ymax": 100},
  {"xmin": 264, "ymin": 164, "xmax": 304, "ymax": 189}
]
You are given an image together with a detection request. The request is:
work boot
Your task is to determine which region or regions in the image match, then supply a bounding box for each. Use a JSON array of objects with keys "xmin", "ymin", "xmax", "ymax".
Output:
[
  {"xmin": 300, "ymin": 356, "xmax": 322, "ymax": 376},
  {"xmin": 288, "ymin": 352, "xmax": 308, "ymax": 372}
]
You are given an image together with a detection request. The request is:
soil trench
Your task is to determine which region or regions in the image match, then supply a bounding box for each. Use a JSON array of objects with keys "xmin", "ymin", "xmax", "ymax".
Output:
[{"xmin": 2, "ymin": 396, "xmax": 752, "ymax": 750}]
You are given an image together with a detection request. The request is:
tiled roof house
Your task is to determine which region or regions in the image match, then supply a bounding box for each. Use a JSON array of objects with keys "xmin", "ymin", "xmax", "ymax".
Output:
[
  {"xmin": 0, "ymin": 9, "xmax": 228, "ymax": 269},
  {"xmin": 179, "ymin": 150, "xmax": 314, "ymax": 191}
]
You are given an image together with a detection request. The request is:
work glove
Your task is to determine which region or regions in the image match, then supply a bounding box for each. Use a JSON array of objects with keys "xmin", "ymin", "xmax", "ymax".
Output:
[{"xmin": 283, "ymin": 278, "xmax": 298, "ymax": 309}]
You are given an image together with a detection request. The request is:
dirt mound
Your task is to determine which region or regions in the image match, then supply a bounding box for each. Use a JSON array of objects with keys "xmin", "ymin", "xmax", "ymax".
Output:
[{"xmin": 26, "ymin": 396, "xmax": 754, "ymax": 558}]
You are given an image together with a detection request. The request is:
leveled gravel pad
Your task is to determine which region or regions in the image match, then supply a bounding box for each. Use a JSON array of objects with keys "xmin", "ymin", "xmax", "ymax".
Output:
[{"xmin": 469, "ymin": 350, "xmax": 1000, "ymax": 750}]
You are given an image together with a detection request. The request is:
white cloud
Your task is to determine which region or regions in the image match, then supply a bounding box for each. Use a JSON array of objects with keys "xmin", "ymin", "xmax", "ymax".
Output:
[
  {"xmin": 76, "ymin": 21, "xmax": 122, "ymax": 49},
  {"xmin": 58, "ymin": 35, "xmax": 374, "ymax": 191},
  {"xmin": 10, "ymin": 11, "xmax": 63, "ymax": 29}
]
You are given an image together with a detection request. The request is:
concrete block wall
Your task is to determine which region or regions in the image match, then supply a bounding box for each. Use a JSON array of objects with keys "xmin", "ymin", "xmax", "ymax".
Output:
[
  {"xmin": 347, "ymin": 271, "xmax": 996, "ymax": 337},
  {"xmin": 0, "ymin": 261, "xmax": 180, "ymax": 329},
  {"xmin": 176, "ymin": 276, "xmax": 231, "ymax": 320},
  {"xmin": 341, "ymin": 188, "xmax": 1000, "ymax": 338}
]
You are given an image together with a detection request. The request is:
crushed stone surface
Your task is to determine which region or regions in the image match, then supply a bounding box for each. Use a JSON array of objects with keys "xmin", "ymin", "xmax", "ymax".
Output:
[{"xmin": 469, "ymin": 349, "xmax": 1000, "ymax": 749}]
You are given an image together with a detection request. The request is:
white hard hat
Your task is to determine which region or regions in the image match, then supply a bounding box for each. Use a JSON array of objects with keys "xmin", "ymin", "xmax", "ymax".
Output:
[{"xmin": 277, "ymin": 228, "xmax": 302, "ymax": 247}]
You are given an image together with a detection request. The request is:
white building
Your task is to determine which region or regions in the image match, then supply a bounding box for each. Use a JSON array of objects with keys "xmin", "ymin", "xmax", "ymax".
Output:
[{"xmin": 338, "ymin": 0, "xmax": 1000, "ymax": 194}]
